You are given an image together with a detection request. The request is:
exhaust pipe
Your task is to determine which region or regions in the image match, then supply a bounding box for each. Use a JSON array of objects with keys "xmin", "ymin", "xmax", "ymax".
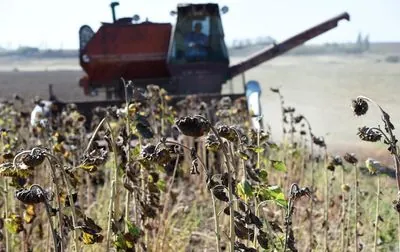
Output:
[{"xmin": 110, "ymin": 2, "xmax": 120, "ymax": 22}]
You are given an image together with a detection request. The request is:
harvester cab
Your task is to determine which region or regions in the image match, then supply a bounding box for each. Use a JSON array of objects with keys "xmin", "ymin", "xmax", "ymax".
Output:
[
  {"xmin": 168, "ymin": 4, "xmax": 229, "ymax": 64},
  {"xmin": 166, "ymin": 3, "xmax": 230, "ymax": 95}
]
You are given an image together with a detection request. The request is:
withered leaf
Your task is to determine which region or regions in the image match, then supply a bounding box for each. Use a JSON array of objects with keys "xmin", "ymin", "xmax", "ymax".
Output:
[
  {"xmin": 23, "ymin": 205, "xmax": 36, "ymax": 224},
  {"xmin": 234, "ymin": 220, "xmax": 254, "ymax": 240},
  {"xmin": 0, "ymin": 162, "xmax": 32, "ymax": 178},
  {"xmin": 5, "ymin": 214, "xmax": 24, "ymax": 234},
  {"xmin": 244, "ymin": 211, "xmax": 263, "ymax": 229},
  {"xmin": 257, "ymin": 231, "xmax": 269, "ymax": 249},
  {"xmin": 81, "ymin": 231, "xmax": 104, "ymax": 245},
  {"xmin": 212, "ymin": 187, "xmax": 229, "ymax": 202}
]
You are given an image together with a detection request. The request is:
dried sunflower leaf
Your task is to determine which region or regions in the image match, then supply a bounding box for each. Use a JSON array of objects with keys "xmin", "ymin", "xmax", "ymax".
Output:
[
  {"xmin": 78, "ymin": 164, "xmax": 97, "ymax": 173},
  {"xmin": 271, "ymin": 160, "xmax": 286, "ymax": 172},
  {"xmin": 81, "ymin": 231, "xmax": 104, "ymax": 245},
  {"xmin": 5, "ymin": 214, "xmax": 24, "ymax": 234}
]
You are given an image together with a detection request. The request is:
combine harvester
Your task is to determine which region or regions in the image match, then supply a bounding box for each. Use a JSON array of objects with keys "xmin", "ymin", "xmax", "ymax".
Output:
[{"xmin": 54, "ymin": 2, "xmax": 350, "ymax": 128}]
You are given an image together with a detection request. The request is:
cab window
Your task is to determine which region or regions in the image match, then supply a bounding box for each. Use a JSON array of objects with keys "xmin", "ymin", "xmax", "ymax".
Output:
[{"xmin": 169, "ymin": 13, "xmax": 228, "ymax": 64}]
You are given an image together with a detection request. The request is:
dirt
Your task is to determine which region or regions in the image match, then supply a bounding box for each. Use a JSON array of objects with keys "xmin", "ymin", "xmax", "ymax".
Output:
[{"xmin": 0, "ymin": 53, "xmax": 399, "ymax": 165}]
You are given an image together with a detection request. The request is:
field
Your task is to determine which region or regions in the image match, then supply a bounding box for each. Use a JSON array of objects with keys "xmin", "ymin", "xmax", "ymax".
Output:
[
  {"xmin": 0, "ymin": 46, "xmax": 400, "ymax": 252},
  {"xmin": 1, "ymin": 51, "xmax": 399, "ymax": 160}
]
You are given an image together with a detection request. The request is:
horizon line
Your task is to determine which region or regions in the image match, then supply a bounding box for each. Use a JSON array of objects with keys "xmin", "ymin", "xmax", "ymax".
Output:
[{"xmin": 2, "ymin": 40, "xmax": 400, "ymax": 51}]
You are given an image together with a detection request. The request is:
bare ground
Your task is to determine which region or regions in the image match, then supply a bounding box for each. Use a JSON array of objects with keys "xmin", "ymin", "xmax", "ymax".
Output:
[{"xmin": 0, "ymin": 53, "xmax": 399, "ymax": 165}]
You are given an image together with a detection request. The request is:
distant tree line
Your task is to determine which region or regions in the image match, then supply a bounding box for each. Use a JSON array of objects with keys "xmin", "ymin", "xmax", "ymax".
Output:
[
  {"xmin": 227, "ymin": 32, "xmax": 372, "ymax": 55},
  {"xmin": 229, "ymin": 36, "xmax": 276, "ymax": 49},
  {"xmin": 356, "ymin": 32, "xmax": 370, "ymax": 52},
  {"xmin": 0, "ymin": 46, "xmax": 78, "ymax": 58}
]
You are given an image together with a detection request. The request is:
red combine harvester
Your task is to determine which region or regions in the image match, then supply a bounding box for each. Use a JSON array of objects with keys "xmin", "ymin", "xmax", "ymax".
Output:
[{"xmin": 54, "ymin": 2, "xmax": 350, "ymax": 125}]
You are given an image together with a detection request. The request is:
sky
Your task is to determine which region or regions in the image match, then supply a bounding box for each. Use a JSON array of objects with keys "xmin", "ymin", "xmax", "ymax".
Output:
[{"xmin": 0, "ymin": 0, "xmax": 399, "ymax": 49}]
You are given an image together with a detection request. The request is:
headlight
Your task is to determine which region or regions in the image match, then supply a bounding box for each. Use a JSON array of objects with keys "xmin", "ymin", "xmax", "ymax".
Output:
[{"xmin": 82, "ymin": 54, "xmax": 90, "ymax": 63}]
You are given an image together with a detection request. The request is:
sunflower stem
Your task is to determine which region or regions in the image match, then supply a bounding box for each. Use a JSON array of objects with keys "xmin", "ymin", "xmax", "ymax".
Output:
[
  {"xmin": 373, "ymin": 174, "xmax": 380, "ymax": 252},
  {"xmin": 31, "ymin": 185, "xmax": 59, "ymax": 252},
  {"xmin": 354, "ymin": 162, "xmax": 359, "ymax": 252},
  {"xmin": 324, "ymin": 148, "xmax": 329, "ymax": 251},
  {"xmin": 122, "ymin": 78, "xmax": 132, "ymax": 233},
  {"xmin": 3, "ymin": 178, "xmax": 9, "ymax": 252},
  {"xmin": 211, "ymin": 190, "xmax": 222, "ymax": 252},
  {"xmin": 341, "ymin": 165, "xmax": 346, "ymax": 252},
  {"xmin": 47, "ymin": 157, "xmax": 64, "ymax": 252},
  {"xmin": 106, "ymin": 180, "xmax": 116, "ymax": 251}
]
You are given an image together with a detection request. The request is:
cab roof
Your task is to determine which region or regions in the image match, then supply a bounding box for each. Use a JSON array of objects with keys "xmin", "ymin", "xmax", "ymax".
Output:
[{"xmin": 176, "ymin": 3, "xmax": 221, "ymax": 16}]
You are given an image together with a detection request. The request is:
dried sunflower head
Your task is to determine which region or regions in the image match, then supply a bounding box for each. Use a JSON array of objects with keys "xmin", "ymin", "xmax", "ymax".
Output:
[
  {"xmin": 219, "ymin": 97, "xmax": 232, "ymax": 110},
  {"xmin": 270, "ymin": 87, "xmax": 280, "ymax": 93},
  {"xmin": 351, "ymin": 97, "xmax": 368, "ymax": 116},
  {"xmin": 332, "ymin": 155, "xmax": 343, "ymax": 166},
  {"xmin": 217, "ymin": 125, "xmax": 238, "ymax": 142},
  {"xmin": 15, "ymin": 185, "xmax": 47, "ymax": 204},
  {"xmin": 344, "ymin": 153, "xmax": 358, "ymax": 164},
  {"xmin": 283, "ymin": 107, "xmax": 295, "ymax": 114},
  {"xmin": 294, "ymin": 115, "xmax": 304, "ymax": 124},
  {"xmin": 22, "ymin": 149, "xmax": 46, "ymax": 167},
  {"xmin": 175, "ymin": 116, "xmax": 210, "ymax": 137},
  {"xmin": 357, "ymin": 126, "xmax": 382, "ymax": 142},
  {"xmin": 311, "ymin": 134, "xmax": 326, "ymax": 148}
]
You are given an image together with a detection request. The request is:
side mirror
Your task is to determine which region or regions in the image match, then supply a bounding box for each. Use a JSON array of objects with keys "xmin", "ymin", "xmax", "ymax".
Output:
[
  {"xmin": 221, "ymin": 6, "xmax": 229, "ymax": 15},
  {"xmin": 170, "ymin": 10, "xmax": 177, "ymax": 16},
  {"xmin": 245, "ymin": 80, "xmax": 263, "ymax": 130}
]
